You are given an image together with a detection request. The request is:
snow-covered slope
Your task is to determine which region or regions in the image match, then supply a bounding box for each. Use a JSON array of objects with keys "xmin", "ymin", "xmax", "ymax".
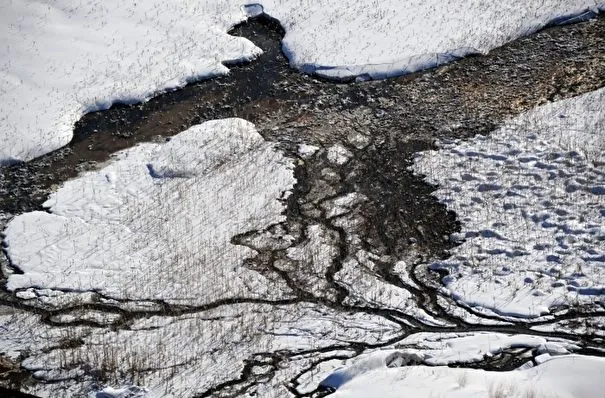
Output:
[
  {"xmin": 3, "ymin": 118, "xmax": 296, "ymax": 304},
  {"xmin": 2, "ymin": 1, "xmax": 603, "ymax": 163},
  {"xmin": 413, "ymin": 88, "xmax": 605, "ymax": 319}
]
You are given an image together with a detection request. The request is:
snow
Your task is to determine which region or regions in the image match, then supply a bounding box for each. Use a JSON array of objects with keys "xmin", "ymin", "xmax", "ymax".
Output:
[
  {"xmin": 20, "ymin": 302, "xmax": 400, "ymax": 398},
  {"xmin": 327, "ymin": 144, "xmax": 353, "ymax": 165},
  {"xmin": 3, "ymin": 118, "xmax": 296, "ymax": 304},
  {"xmin": 315, "ymin": 333, "xmax": 589, "ymax": 396},
  {"xmin": 3, "ymin": 1, "xmax": 605, "ymax": 395},
  {"xmin": 532, "ymin": 316, "xmax": 605, "ymax": 337},
  {"xmin": 258, "ymin": 0, "xmax": 605, "ymax": 80},
  {"xmin": 0, "ymin": 0, "xmax": 259, "ymax": 164},
  {"xmin": 0, "ymin": 308, "xmax": 90, "ymax": 362},
  {"xmin": 93, "ymin": 386, "xmax": 148, "ymax": 398},
  {"xmin": 3, "ymin": 1, "xmax": 604, "ymax": 163},
  {"xmin": 322, "ymin": 193, "xmax": 366, "ymax": 219},
  {"xmin": 297, "ymin": 143, "xmax": 320, "ymax": 159},
  {"xmin": 382, "ymin": 332, "xmax": 579, "ymax": 367},
  {"xmin": 1, "ymin": 117, "xmax": 405, "ymax": 396},
  {"xmin": 326, "ymin": 354, "xmax": 605, "ymax": 398},
  {"xmin": 413, "ymin": 88, "xmax": 605, "ymax": 318},
  {"xmin": 283, "ymin": 223, "xmax": 340, "ymax": 297},
  {"xmin": 335, "ymin": 251, "xmax": 447, "ymax": 327},
  {"xmin": 419, "ymin": 333, "xmax": 573, "ymax": 364}
]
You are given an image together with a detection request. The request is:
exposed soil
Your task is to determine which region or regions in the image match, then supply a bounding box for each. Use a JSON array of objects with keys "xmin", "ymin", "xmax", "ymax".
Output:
[{"xmin": 1, "ymin": 12, "xmax": 605, "ymax": 398}]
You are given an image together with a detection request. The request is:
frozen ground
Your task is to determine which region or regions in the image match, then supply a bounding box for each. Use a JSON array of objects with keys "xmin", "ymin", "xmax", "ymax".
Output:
[
  {"xmin": 2, "ymin": 0, "xmax": 604, "ymax": 163},
  {"xmin": 413, "ymin": 87, "xmax": 605, "ymax": 319},
  {"xmin": 3, "ymin": 118, "xmax": 295, "ymax": 304}
]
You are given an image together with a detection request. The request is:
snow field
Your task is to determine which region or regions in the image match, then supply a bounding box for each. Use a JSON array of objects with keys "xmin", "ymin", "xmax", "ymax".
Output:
[
  {"xmin": 328, "ymin": 354, "xmax": 605, "ymax": 398},
  {"xmin": 413, "ymin": 88, "xmax": 605, "ymax": 318},
  {"xmin": 0, "ymin": 0, "xmax": 263, "ymax": 164},
  {"xmin": 3, "ymin": 119, "xmax": 296, "ymax": 304},
  {"xmin": 257, "ymin": 0, "xmax": 604, "ymax": 80}
]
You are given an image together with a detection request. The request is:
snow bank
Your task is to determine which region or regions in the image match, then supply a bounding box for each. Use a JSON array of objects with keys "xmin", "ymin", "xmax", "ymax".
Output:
[
  {"xmin": 3, "ymin": 118, "xmax": 295, "ymax": 303},
  {"xmin": 413, "ymin": 88, "xmax": 605, "ymax": 318},
  {"xmin": 93, "ymin": 386, "xmax": 148, "ymax": 398},
  {"xmin": 327, "ymin": 353, "xmax": 605, "ymax": 398},
  {"xmin": 0, "ymin": 1, "xmax": 259, "ymax": 164},
  {"xmin": 2, "ymin": 1, "xmax": 603, "ymax": 163},
  {"xmin": 317, "ymin": 332, "xmax": 577, "ymax": 388},
  {"xmin": 257, "ymin": 0, "xmax": 604, "ymax": 80}
]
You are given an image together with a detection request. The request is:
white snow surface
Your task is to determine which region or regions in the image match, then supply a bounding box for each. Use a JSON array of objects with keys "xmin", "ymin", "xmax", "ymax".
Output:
[
  {"xmin": 413, "ymin": 88, "xmax": 605, "ymax": 318},
  {"xmin": 258, "ymin": 0, "xmax": 605, "ymax": 80},
  {"xmin": 2, "ymin": 1, "xmax": 604, "ymax": 163},
  {"xmin": 94, "ymin": 386, "xmax": 148, "ymax": 398},
  {"xmin": 326, "ymin": 352, "xmax": 605, "ymax": 398},
  {"xmin": 0, "ymin": 0, "xmax": 260, "ymax": 164},
  {"xmin": 3, "ymin": 118, "xmax": 295, "ymax": 303}
]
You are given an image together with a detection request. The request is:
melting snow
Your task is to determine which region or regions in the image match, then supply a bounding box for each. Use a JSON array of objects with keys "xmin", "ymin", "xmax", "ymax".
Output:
[
  {"xmin": 2, "ymin": 1, "xmax": 604, "ymax": 162},
  {"xmin": 413, "ymin": 87, "xmax": 605, "ymax": 318},
  {"xmin": 3, "ymin": 119, "xmax": 295, "ymax": 304}
]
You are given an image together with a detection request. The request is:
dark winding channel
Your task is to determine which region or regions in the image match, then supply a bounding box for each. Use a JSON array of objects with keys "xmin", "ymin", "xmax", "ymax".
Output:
[{"xmin": 1, "ymin": 11, "xmax": 605, "ymax": 397}]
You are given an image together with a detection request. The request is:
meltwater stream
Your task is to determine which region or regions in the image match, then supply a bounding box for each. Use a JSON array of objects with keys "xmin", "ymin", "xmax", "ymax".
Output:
[{"xmin": 0, "ymin": 11, "xmax": 604, "ymax": 398}]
